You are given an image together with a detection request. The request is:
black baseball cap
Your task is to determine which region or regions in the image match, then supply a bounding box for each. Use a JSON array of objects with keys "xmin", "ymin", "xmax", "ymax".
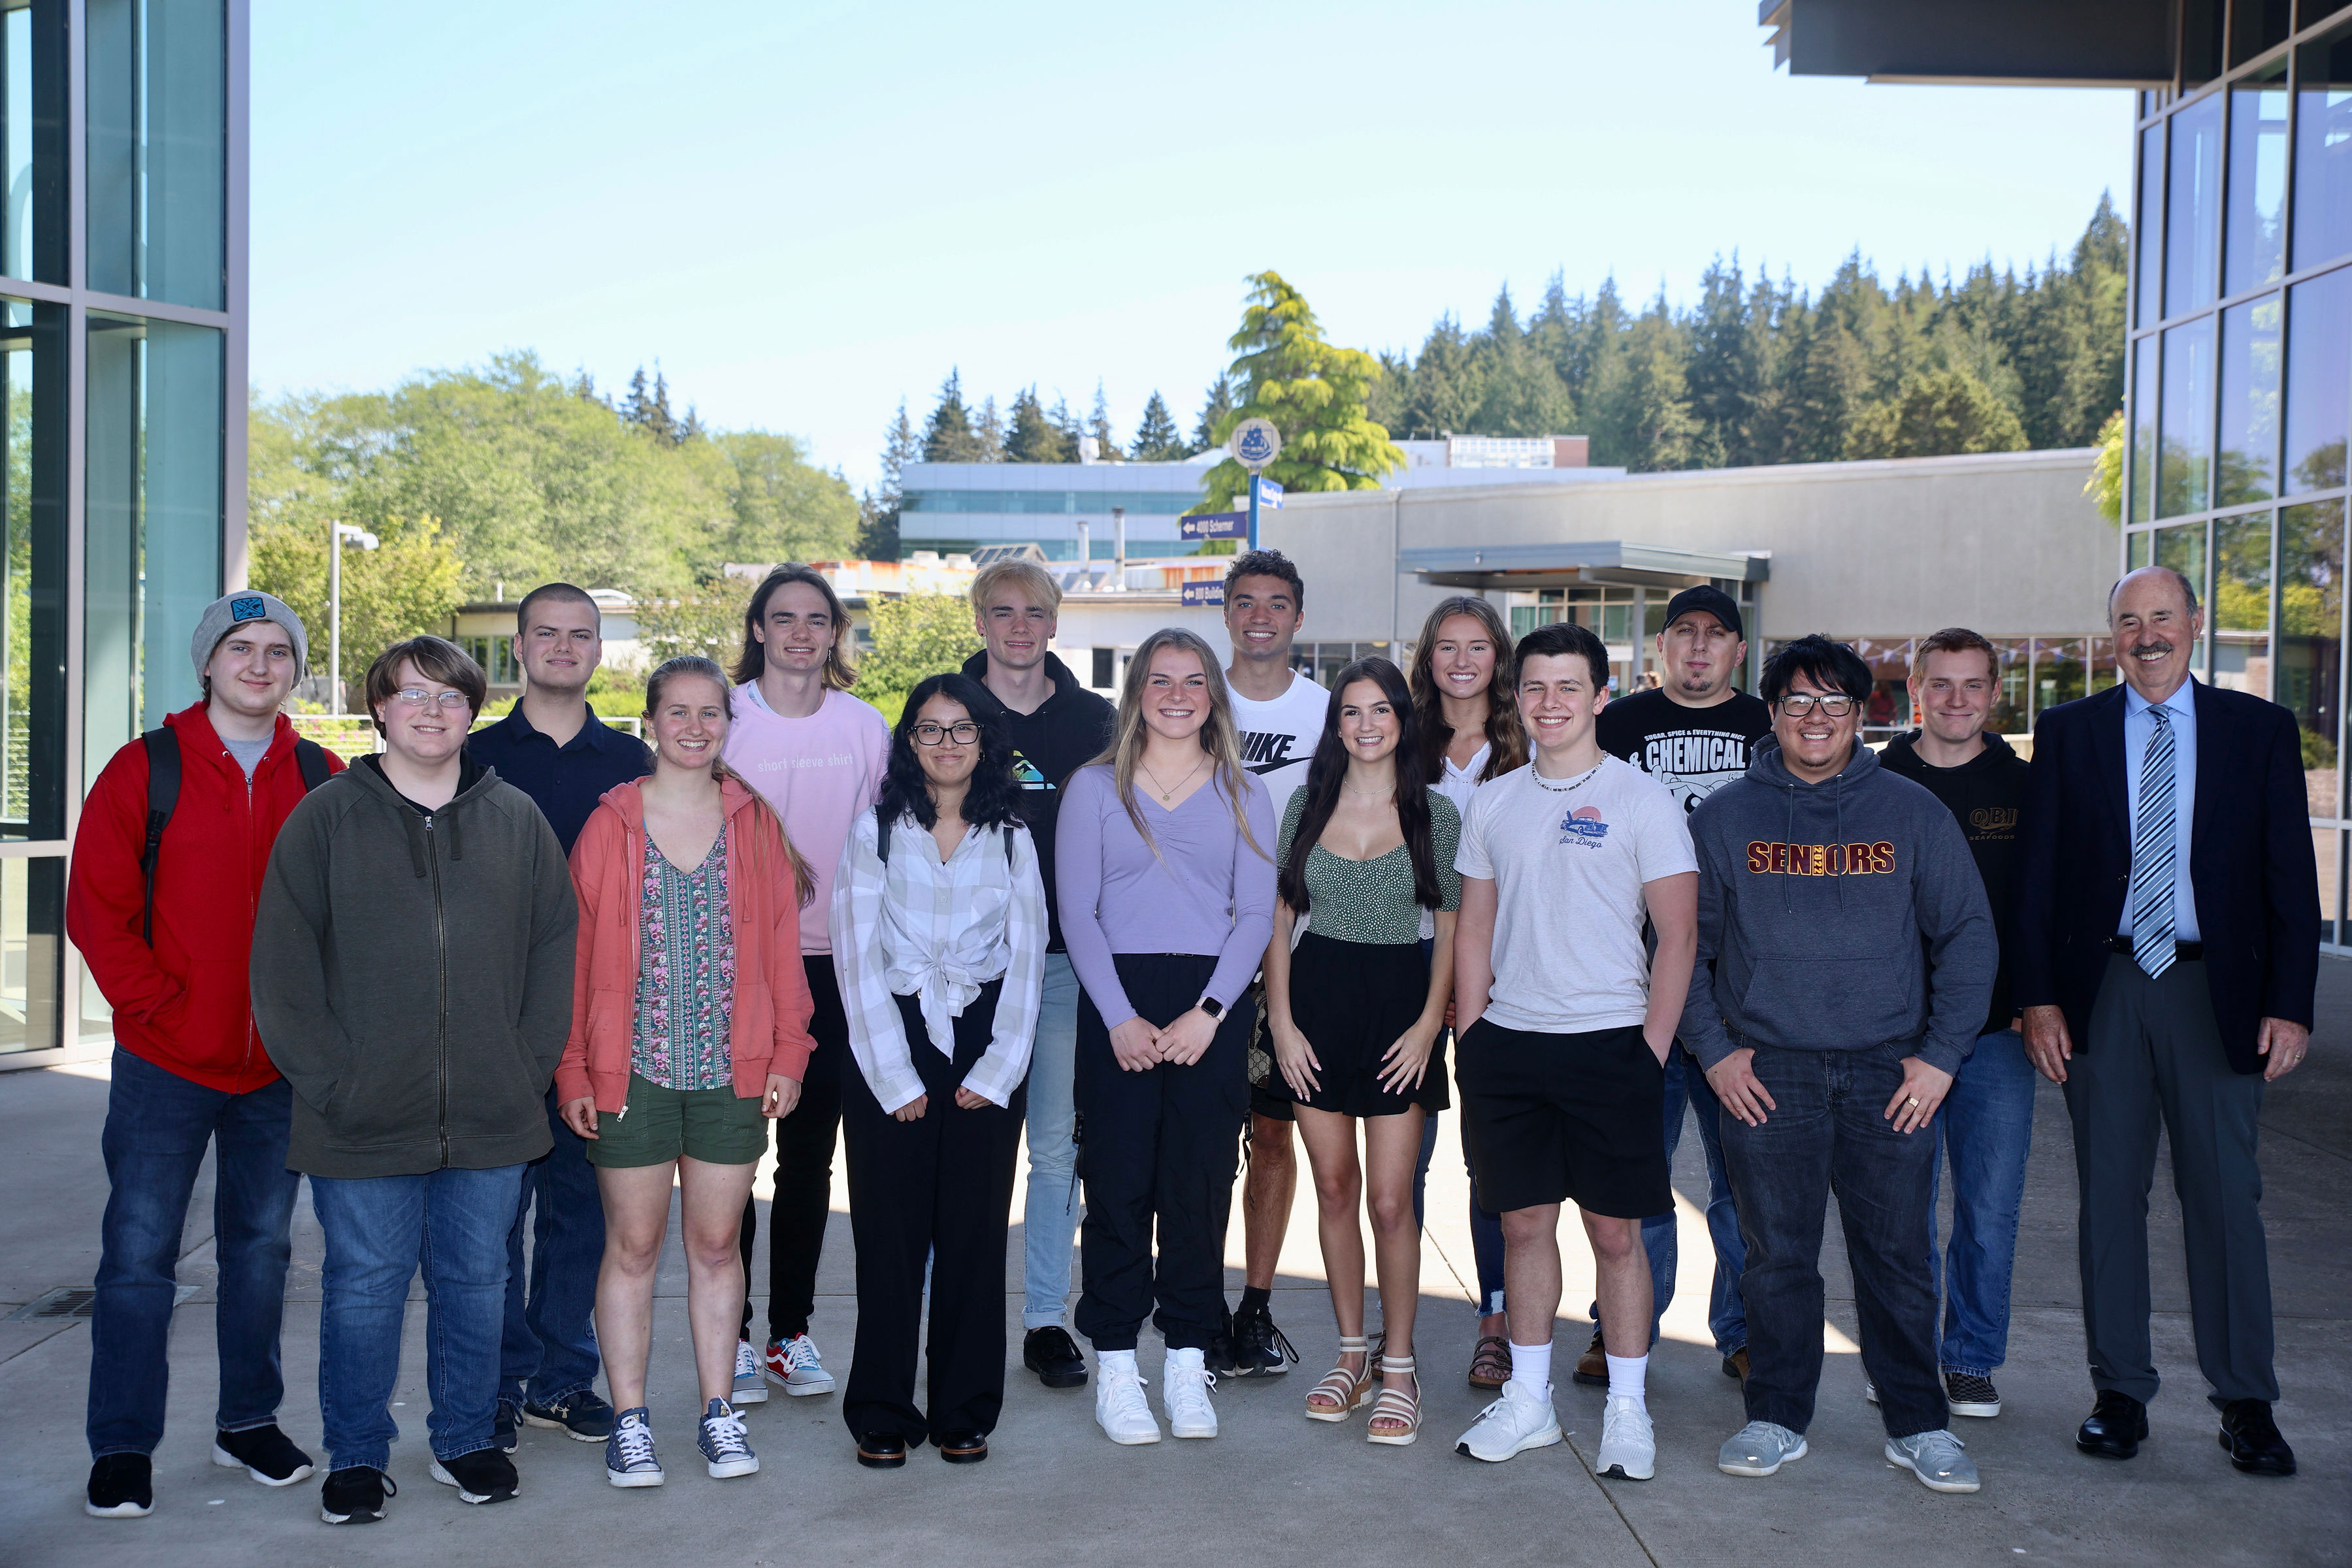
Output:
[{"xmin": 1661, "ymin": 585, "xmax": 1743, "ymax": 641}]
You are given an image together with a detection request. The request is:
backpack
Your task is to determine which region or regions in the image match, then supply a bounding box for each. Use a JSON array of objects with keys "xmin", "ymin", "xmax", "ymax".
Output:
[
  {"xmin": 139, "ymin": 727, "xmax": 333, "ymax": 945},
  {"xmin": 874, "ymin": 801, "xmax": 1015, "ymax": 868}
]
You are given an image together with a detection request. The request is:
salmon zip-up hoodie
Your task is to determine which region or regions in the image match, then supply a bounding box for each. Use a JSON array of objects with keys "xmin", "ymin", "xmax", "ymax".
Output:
[{"xmin": 556, "ymin": 776, "xmax": 818, "ymax": 1111}]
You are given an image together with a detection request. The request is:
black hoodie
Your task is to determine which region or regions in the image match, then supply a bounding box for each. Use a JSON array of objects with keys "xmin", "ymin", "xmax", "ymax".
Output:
[
  {"xmin": 961, "ymin": 650, "xmax": 1115, "ymax": 953},
  {"xmin": 1878, "ymin": 730, "xmax": 2029, "ymax": 1036}
]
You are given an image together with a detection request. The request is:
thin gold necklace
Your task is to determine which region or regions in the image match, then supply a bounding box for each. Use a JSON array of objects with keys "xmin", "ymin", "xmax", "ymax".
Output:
[{"xmin": 1139, "ymin": 754, "xmax": 1208, "ymax": 802}]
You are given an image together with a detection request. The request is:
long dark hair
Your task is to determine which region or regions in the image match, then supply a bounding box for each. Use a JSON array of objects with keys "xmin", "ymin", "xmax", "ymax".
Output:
[
  {"xmin": 729, "ymin": 564, "xmax": 857, "ymax": 691},
  {"xmin": 877, "ymin": 672, "xmax": 1023, "ymax": 832},
  {"xmin": 1277, "ymin": 657, "xmax": 1441, "ymax": 915},
  {"xmin": 1408, "ymin": 595, "xmax": 1526, "ymax": 786}
]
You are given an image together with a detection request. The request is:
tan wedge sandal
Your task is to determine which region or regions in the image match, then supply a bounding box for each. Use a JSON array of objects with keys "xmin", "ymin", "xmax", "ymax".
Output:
[
  {"xmin": 1365, "ymin": 1354, "xmax": 1421, "ymax": 1446},
  {"xmin": 1304, "ymin": 1335, "xmax": 1375, "ymax": 1422}
]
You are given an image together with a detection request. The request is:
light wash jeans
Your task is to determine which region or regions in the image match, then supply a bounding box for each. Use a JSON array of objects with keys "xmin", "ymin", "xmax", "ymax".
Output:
[
  {"xmin": 1929, "ymin": 1027, "xmax": 2036, "ymax": 1377},
  {"xmin": 1021, "ymin": 953, "xmax": 1084, "ymax": 1330}
]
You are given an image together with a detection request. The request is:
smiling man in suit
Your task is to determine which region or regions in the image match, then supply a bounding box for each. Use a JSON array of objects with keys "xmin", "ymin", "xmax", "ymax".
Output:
[{"xmin": 2014, "ymin": 565, "xmax": 2317, "ymax": 1478}]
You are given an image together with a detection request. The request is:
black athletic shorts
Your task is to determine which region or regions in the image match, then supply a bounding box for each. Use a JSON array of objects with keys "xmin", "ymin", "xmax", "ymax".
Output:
[
  {"xmin": 1455, "ymin": 1018, "xmax": 1671, "ymax": 1220},
  {"xmin": 1247, "ymin": 979, "xmax": 1294, "ymax": 1124}
]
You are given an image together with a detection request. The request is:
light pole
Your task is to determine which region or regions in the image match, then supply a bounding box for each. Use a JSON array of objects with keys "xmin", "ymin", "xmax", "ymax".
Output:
[
  {"xmin": 328, "ymin": 520, "xmax": 379, "ymax": 714},
  {"xmin": 1111, "ymin": 505, "xmax": 1126, "ymax": 591}
]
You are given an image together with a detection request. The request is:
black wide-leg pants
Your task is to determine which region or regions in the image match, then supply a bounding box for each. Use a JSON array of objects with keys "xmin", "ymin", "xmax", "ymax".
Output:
[
  {"xmin": 841, "ymin": 980, "xmax": 1026, "ymax": 1445},
  {"xmin": 1073, "ymin": 954, "xmax": 1251, "ymax": 1354}
]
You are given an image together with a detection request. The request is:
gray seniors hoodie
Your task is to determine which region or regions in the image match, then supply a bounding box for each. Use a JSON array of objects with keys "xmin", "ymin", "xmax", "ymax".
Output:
[
  {"xmin": 251, "ymin": 756, "xmax": 578, "ymax": 1179},
  {"xmin": 1678, "ymin": 736, "xmax": 1995, "ymax": 1078}
]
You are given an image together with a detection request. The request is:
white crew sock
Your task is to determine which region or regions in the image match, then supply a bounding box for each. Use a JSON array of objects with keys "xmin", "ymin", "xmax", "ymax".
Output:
[
  {"xmin": 1507, "ymin": 1339, "xmax": 1553, "ymax": 1396},
  {"xmin": 1099, "ymin": 1348, "xmax": 1137, "ymax": 1377},
  {"xmin": 1166, "ymin": 1345, "xmax": 1205, "ymax": 1373},
  {"xmin": 1605, "ymin": 1352, "xmax": 1649, "ymax": 1403}
]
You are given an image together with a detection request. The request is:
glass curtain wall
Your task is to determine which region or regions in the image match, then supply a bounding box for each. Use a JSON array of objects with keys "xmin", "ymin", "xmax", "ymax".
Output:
[{"xmin": 2126, "ymin": 6, "xmax": 2352, "ymax": 946}]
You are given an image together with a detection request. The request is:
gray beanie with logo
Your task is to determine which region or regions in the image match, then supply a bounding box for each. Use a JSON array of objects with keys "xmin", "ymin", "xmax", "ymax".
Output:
[{"xmin": 190, "ymin": 591, "xmax": 310, "ymax": 678}]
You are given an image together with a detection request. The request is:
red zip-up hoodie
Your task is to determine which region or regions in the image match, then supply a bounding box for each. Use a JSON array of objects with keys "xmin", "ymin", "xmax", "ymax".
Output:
[{"xmin": 67, "ymin": 703, "xmax": 344, "ymax": 1093}]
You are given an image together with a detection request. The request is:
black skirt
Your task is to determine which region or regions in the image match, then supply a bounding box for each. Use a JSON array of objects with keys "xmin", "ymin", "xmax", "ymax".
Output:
[{"xmin": 1281, "ymin": 930, "xmax": 1448, "ymax": 1118}]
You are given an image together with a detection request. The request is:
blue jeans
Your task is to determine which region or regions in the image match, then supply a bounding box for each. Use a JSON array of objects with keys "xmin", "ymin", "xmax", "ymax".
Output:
[
  {"xmin": 1589, "ymin": 1041, "xmax": 1746, "ymax": 1354},
  {"xmin": 1722, "ymin": 1042, "xmax": 1944, "ymax": 1441},
  {"xmin": 312, "ymin": 1164, "xmax": 526, "ymax": 1470},
  {"xmin": 498, "ymin": 1085, "xmax": 604, "ymax": 1407},
  {"xmin": 1929, "ymin": 1028, "xmax": 2034, "ymax": 1377},
  {"xmin": 88, "ymin": 1049, "xmax": 301, "ymax": 1460},
  {"xmin": 1412, "ymin": 1093, "xmax": 1507, "ymax": 1318},
  {"xmin": 1021, "ymin": 953, "xmax": 1083, "ymax": 1330}
]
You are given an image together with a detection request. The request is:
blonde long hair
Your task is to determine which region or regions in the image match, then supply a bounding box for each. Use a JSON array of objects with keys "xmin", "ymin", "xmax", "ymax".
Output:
[
  {"xmin": 1090, "ymin": 627, "xmax": 1266, "ymax": 860},
  {"xmin": 644, "ymin": 655, "xmax": 816, "ymax": 907}
]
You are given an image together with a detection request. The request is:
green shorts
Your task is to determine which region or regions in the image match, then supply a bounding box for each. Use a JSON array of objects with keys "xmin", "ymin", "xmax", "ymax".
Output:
[{"xmin": 587, "ymin": 1072, "xmax": 768, "ymax": 1169}]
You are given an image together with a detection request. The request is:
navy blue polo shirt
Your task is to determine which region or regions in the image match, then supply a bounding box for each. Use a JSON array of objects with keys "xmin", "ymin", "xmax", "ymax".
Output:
[{"xmin": 466, "ymin": 704, "xmax": 651, "ymax": 855}]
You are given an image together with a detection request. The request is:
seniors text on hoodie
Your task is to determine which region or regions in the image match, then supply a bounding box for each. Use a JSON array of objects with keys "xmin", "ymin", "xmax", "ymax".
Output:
[{"xmin": 1678, "ymin": 735, "xmax": 1995, "ymax": 1078}]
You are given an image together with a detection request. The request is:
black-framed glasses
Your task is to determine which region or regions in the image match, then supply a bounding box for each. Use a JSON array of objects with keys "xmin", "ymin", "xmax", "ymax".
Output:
[
  {"xmin": 911, "ymin": 721, "xmax": 980, "ymax": 747},
  {"xmin": 1776, "ymin": 693, "xmax": 1857, "ymax": 718}
]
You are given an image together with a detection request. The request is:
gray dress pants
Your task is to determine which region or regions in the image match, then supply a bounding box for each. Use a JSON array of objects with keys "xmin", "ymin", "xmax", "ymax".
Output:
[{"xmin": 2063, "ymin": 954, "xmax": 2276, "ymax": 1405}]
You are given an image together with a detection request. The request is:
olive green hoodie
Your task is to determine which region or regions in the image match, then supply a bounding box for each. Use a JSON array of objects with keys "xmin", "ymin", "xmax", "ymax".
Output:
[{"xmin": 251, "ymin": 755, "xmax": 578, "ymax": 1179}]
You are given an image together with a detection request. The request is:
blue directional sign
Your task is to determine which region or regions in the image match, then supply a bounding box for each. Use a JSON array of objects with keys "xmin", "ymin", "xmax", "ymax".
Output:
[
  {"xmin": 1179, "ymin": 510, "xmax": 1249, "ymax": 541},
  {"xmin": 1181, "ymin": 581, "xmax": 1226, "ymax": 607},
  {"xmin": 1254, "ymin": 476, "xmax": 1283, "ymax": 510}
]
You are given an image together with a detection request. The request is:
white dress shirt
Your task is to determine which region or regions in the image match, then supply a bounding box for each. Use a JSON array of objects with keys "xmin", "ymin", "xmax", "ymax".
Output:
[
  {"xmin": 2118, "ymin": 675, "xmax": 2200, "ymax": 943},
  {"xmin": 830, "ymin": 807, "xmax": 1047, "ymax": 1115},
  {"xmin": 1421, "ymin": 740, "xmax": 1492, "ymax": 941}
]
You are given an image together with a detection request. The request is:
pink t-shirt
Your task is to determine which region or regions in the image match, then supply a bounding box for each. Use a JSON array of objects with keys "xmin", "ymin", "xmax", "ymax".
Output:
[{"xmin": 723, "ymin": 683, "xmax": 890, "ymax": 954}]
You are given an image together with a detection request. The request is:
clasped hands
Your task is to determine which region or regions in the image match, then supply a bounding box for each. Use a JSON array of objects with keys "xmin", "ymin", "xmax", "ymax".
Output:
[{"xmin": 1109, "ymin": 1007, "xmax": 1220, "ymax": 1072}]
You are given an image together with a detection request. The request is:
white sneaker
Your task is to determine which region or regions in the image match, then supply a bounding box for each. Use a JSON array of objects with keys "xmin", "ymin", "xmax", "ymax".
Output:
[
  {"xmin": 1163, "ymin": 1348, "xmax": 1218, "ymax": 1439},
  {"xmin": 762, "ymin": 1332, "xmax": 836, "ymax": 1396},
  {"xmin": 1454, "ymin": 1379, "xmax": 1563, "ymax": 1463},
  {"xmin": 1095, "ymin": 1357, "xmax": 1162, "ymax": 1445},
  {"xmin": 1596, "ymin": 1394, "xmax": 1656, "ymax": 1480},
  {"xmin": 731, "ymin": 1339, "xmax": 770, "ymax": 1405},
  {"xmin": 1718, "ymin": 1419, "xmax": 1808, "ymax": 1477}
]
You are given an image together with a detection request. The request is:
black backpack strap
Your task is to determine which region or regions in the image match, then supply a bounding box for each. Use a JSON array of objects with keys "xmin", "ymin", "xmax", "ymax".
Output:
[
  {"xmin": 293, "ymin": 737, "xmax": 332, "ymax": 792},
  {"xmin": 139, "ymin": 728, "xmax": 182, "ymax": 947},
  {"xmin": 874, "ymin": 800, "xmax": 891, "ymax": 868}
]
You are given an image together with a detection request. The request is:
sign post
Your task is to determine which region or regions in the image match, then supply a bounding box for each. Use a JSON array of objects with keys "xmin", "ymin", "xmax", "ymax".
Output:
[{"xmin": 1228, "ymin": 417, "xmax": 1282, "ymax": 551}]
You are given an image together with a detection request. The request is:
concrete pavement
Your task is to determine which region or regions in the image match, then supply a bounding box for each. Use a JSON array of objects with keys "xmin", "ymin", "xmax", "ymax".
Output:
[{"xmin": 3, "ymin": 964, "xmax": 2349, "ymax": 1566}]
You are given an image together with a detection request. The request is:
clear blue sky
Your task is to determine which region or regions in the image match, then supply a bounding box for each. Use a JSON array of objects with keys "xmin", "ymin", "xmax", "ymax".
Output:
[{"xmin": 251, "ymin": 0, "xmax": 2134, "ymax": 491}]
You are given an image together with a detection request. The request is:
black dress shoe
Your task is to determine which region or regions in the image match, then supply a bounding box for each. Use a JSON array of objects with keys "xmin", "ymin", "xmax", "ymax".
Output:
[
  {"xmin": 936, "ymin": 1430, "xmax": 988, "ymax": 1464},
  {"xmin": 2077, "ymin": 1390, "xmax": 2149, "ymax": 1460},
  {"xmin": 855, "ymin": 1432, "xmax": 908, "ymax": 1469},
  {"xmin": 2217, "ymin": 1398, "xmax": 2296, "ymax": 1477},
  {"xmin": 1023, "ymin": 1326, "xmax": 1088, "ymax": 1389}
]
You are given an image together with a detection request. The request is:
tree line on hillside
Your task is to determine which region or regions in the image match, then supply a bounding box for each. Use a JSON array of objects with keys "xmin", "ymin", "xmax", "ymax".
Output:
[{"xmin": 250, "ymin": 351, "xmax": 860, "ymax": 672}]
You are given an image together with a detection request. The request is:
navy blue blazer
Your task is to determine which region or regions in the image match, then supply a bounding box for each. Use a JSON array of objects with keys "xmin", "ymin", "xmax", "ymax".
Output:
[{"xmin": 2013, "ymin": 678, "xmax": 2319, "ymax": 1075}]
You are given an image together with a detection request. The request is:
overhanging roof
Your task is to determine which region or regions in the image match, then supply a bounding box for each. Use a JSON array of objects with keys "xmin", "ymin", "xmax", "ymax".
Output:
[
  {"xmin": 1402, "ymin": 542, "xmax": 1769, "ymax": 592},
  {"xmin": 1758, "ymin": 0, "xmax": 2172, "ymax": 87}
]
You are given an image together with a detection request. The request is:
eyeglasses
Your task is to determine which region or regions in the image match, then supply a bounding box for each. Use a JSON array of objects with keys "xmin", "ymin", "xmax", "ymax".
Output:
[
  {"xmin": 911, "ymin": 721, "xmax": 980, "ymax": 747},
  {"xmin": 1776, "ymin": 694, "xmax": 1857, "ymax": 718},
  {"xmin": 391, "ymin": 689, "xmax": 472, "ymax": 711}
]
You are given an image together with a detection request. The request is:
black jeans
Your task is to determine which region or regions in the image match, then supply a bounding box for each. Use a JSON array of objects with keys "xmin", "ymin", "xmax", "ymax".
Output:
[
  {"xmin": 1720, "ymin": 1041, "xmax": 1947, "ymax": 1441},
  {"xmin": 740, "ymin": 955, "xmax": 849, "ymax": 1343},
  {"xmin": 840, "ymin": 982, "xmax": 1025, "ymax": 1443},
  {"xmin": 1073, "ymin": 954, "xmax": 1252, "ymax": 1353}
]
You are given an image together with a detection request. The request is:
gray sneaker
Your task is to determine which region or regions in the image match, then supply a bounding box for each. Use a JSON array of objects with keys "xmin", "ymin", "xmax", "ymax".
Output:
[
  {"xmin": 1718, "ymin": 1420, "xmax": 1808, "ymax": 1477},
  {"xmin": 1886, "ymin": 1428, "xmax": 1980, "ymax": 1493}
]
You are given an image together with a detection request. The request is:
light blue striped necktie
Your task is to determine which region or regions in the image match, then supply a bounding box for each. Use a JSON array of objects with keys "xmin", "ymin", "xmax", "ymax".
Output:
[{"xmin": 2131, "ymin": 704, "xmax": 2178, "ymax": 980}]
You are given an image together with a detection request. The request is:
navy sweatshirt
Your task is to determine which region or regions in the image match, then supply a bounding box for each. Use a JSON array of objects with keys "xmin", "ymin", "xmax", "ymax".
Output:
[{"xmin": 1678, "ymin": 737, "xmax": 1996, "ymax": 1079}]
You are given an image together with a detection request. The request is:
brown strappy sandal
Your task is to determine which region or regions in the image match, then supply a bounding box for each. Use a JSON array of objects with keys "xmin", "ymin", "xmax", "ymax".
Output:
[{"xmin": 1469, "ymin": 1334, "xmax": 1511, "ymax": 1390}]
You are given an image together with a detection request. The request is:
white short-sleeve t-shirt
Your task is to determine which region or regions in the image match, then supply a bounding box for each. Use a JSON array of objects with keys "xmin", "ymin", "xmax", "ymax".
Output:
[
  {"xmin": 1455, "ymin": 755, "xmax": 1697, "ymax": 1035},
  {"xmin": 1228, "ymin": 669, "xmax": 1329, "ymax": 820}
]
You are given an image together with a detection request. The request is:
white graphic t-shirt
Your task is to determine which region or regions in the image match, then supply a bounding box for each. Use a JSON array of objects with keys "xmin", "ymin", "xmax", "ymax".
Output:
[
  {"xmin": 1455, "ymin": 755, "xmax": 1696, "ymax": 1035},
  {"xmin": 1227, "ymin": 669, "xmax": 1329, "ymax": 819}
]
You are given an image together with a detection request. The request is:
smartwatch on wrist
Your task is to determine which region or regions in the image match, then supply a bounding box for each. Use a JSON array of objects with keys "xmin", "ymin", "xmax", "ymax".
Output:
[{"xmin": 1198, "ymin": 994, "xmax": 1226, "ymax": 1021}]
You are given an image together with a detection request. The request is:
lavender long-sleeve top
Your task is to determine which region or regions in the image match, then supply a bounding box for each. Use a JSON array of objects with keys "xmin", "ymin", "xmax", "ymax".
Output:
[{"xmin": 1055, "ymin": 763, "xmax": 1277, "ymax": 1030}]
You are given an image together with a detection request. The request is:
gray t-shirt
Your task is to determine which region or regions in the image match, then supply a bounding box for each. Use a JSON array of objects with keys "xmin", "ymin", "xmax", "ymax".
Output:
[
  {"xmin": 223, "ymin": 734, "xmax": 271, "ymax": 778},
  {"xmin": 1454, "ymin": 755, "xmax": 1696, "ymax": 1035}
]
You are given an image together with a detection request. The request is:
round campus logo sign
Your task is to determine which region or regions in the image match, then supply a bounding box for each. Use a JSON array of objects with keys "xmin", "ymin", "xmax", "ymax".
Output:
[{"xmin": 1229, "ymin": 417, "xmax": 1281, "ymax": 470}]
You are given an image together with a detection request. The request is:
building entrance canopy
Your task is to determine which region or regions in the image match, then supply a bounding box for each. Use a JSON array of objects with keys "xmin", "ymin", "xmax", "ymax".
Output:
[{"xmin": 1401, "ymin": 540, "xmax": 1770, "ymax": 593}]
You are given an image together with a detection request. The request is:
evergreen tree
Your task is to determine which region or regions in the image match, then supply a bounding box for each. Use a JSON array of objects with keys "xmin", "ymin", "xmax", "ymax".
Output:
[
  {"xmin": 1088, "ymin": 381, "xmax": 1119, "ymax": 459},
  {"xmin": 1190, "ymin": 374, "xmax": 1235, "ymax": 455},
  {"xmin": 860, "ymin": 398, "xmax": 919, "ymax": 559},
  {"xmin": 1130, "ymin": 391, "xmax": 1184, "ymax": 460},
  {"xmin": 921, "ymin": 369, "xmax": 984, "ymax": 463},
  {"xmin": 623, "ymin": 365, "xmax": 681, "ymax": 444},
  {"xmin": 1005, "ymin": 387, "xmax": 1074, "ymax": 463},
  {"xmin": 1194, "ymin": 270, "xmax": 1403, "ymax": 512},
  {"xmin": 974, "ymin": 394, "xmax": 1006, "ymax": 461}
]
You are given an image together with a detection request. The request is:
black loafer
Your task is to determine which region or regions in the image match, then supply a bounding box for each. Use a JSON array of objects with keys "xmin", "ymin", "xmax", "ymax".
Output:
[
  {"xmin": 1023, "ymin": 1326, "xmax": 1088, "ymax": 1390},
  {"xmin": 856, "ymin": 1432, "xmax": 908, "ymax": 1469},
  {"xmin": 2077, "ymin": 1390, "xmax": 2149, "ymax": 1460},
  {"xmin": 2217, "ymin": 1398, "xmax": 2296, "ymax": 1477},
  {"xmin": 937, "ymin": 1430, "xmax": 988, "ymax": 1464}
]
